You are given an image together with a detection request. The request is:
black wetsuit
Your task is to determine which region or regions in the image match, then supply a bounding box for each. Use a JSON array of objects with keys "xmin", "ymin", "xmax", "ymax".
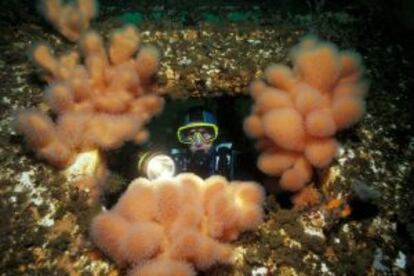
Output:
[{"xmin": 171, "ymin": 142, "xmax": 234, "ymax": 179}]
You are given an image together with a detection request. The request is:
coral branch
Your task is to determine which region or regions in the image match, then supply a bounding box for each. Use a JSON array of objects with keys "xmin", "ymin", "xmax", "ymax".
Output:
[
  {"xmin": 244, "ymin": 35, "xmax": 368, "ymax": 205},
  {"xmin": 90, "ymin": 173, "xmax": 264, "ymax": 275},
  {"xmin": 41, "ymin": 0, "xmax": 97, "ymax": 41}
]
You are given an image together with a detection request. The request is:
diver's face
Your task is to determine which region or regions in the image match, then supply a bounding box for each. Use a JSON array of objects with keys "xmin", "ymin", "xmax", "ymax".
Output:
[{"xmin": 188, "ymin": 127, "xmax": 213, "ymax": 153}]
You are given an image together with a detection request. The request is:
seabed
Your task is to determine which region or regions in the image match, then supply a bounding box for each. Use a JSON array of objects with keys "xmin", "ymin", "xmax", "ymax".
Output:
[{"xmin": 0, "ymin": 1, "xmax": 413, "ymax": 275}]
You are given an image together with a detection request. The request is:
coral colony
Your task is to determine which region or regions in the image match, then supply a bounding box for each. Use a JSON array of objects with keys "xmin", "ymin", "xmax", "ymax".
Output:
[
  {"xmin": 91, "ymin": 174, "xmax": 264, "ymax": 275},
  {"xmin": 14, "ymin": 0, "xmax": 163, "ymax": 168},
  {"xmin": 244, "ymin": 35, "xmax": 368, "ymax": 206}
]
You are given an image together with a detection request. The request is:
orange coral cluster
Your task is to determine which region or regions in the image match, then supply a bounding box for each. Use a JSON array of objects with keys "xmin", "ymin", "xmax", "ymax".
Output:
[
  {"xmin": 15, "ymin": 25, "xmax": 163, "ymax": 167},
  {"xmin": 291, "ymin": 186, "xmax": 322, "ymax": 210},
  {"xmin": 244, "ymin": 35, "xmax": 368, "ymax": 193},
  {"xmin": 41, "ymin": 0, "xmax": 97, "ymax": 41},
  {"xmin": 91, "ymin": 173, "xmax": 264, "ymax": 275}
]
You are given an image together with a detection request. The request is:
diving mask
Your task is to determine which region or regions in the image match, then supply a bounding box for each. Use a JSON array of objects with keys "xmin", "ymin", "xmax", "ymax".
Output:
[{"xmin": 177, "ymin": 123, "xmax": 218, "ymax": 144}]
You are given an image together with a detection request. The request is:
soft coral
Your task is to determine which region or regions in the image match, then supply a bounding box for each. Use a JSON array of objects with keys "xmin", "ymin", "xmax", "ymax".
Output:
[{"xmin": 244, "ymin": 35, "xmax": 368, "ymax": 204}]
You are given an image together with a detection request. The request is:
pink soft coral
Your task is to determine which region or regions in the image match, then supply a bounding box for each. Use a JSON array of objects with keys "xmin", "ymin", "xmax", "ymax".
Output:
[
  {"xmin": 90, "ymin": 173, "xmax": 265, "ymax": 275},
  {"xmin": 244, "ymin": 35, "xmax": 368, "ymax": 203},
  {"xmin": 15, "ymin": 25, "xmax": 163, "ymax": 168}
]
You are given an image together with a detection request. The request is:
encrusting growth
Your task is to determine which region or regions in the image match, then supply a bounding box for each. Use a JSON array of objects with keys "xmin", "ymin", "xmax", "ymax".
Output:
[
  {"xmin": 244, "ymin": 35, "xmax": 368, "ymax": 203},
  {"xmin": 15, "ymin": 25, "xmax": 163, "ymax": 168},
  {"xmin": 41, "ymin": 0, "xmax": 97, "ymax": 42},
  {"xmin": 90, "ymin": 173, "xmax": 265, "ymax": 275}
]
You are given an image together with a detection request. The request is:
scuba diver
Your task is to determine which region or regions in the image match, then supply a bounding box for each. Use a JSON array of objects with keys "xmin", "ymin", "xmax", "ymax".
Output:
[
  {"xmin": 103, "ymin": 106, "xmax": 236, "ymax": 208},
  {"xmin": 171, "ymin": 106, "xmax": 234, "ymax": 179}
]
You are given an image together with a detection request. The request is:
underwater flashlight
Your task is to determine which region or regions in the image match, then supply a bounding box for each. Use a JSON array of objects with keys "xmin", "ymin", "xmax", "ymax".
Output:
[
  {"xmin": 138, "ymin": 153, "xmax": 176, "ymax": 180},
  {"xmin": 63, "ymin": 150, "xmax": 102, "ymax": 179}
]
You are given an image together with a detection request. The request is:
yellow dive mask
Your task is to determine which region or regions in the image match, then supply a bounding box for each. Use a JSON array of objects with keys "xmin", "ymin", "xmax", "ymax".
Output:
[{"xmin": 177, "ymin": 122, "xmax": 218, "ymax": 144}]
